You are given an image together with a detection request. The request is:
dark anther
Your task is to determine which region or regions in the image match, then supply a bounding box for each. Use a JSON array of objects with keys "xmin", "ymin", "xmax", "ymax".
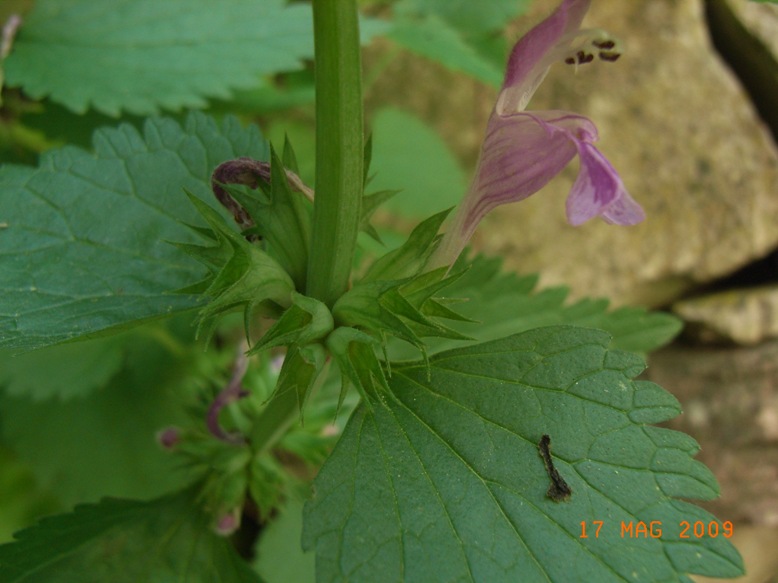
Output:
[
  {"xmin": 592, "ymin": 39, "xmax": 616, "ymax": 50},
  {"xmin": 598, "ymin": 51, "xmax": 621, "ymax": 62},
  {"xmin": 538, "ymin": 434, "xmax": 572, "ymax": 502},
  {"xmin": 564, "ymin": 57, "xmax": 576, "ymax": 65},
  {"xmin": 576, "ymin": 50, "xmax": 594, "ymax": 64}
]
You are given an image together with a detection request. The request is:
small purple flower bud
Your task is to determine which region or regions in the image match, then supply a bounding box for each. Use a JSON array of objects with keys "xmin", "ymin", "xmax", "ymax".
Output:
[
  {"xmin": 213, "ymin": 507, "xmax": 241, "ymax": 537},
  {"xmin": 156, "ymin": 426, "xmax": 181, "ymax": 450}
]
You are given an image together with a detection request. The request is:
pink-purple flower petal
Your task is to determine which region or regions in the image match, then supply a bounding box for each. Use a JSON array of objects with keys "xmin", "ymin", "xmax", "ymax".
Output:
[
  {"xmin": 461, "ymin": 112, "xmax": 581, "ymax": 238},
  {"xmin": 567, "ymin": 141, "xmax": 645, "ymax": 226},
  {"xmin": 430, "ymin": 0, "xmax": 644, "ymax": 269},
  {"xmin": 500, "ymin": 0, "xmax": 591, "ymax": 113}
]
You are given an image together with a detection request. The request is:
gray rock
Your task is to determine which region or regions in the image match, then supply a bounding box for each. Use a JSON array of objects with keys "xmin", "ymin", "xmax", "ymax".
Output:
[
  {"xmin": 726, "ymin": 0, "xmax": 778, "ymax": 56},
  {"xmin": 673, "ymin": 285, "xmax": 778, "ymax": 344},
  {"xmin": 706, "ymin": 0, "xmax": 778, "ymax": 144}
]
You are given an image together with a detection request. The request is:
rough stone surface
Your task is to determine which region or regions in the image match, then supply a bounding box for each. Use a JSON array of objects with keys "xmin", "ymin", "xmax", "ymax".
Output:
[
  {"xmin": 673, "ymin": 284, "xmax": 778, "ymax": 345},
  {"xmin": 729, "ymin": 0, "xmax": 778, "ymax": 56}
]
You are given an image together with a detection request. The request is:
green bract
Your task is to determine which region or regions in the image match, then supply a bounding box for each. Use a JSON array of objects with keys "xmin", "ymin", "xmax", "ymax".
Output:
[
  {"xmin": 219, "ymin": 146, "xmax": 313, "ymax": 290},
  {"xmin": 174, "ymin": 192, "xmax": 296, "ymax": 342},
  {"xmin": 250, "ymin": 293, "xmax": 333, "ymax": 355}
]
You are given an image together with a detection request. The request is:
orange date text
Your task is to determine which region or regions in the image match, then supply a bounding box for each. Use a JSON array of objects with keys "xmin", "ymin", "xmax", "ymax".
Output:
[{"xmin": 579, "ymin": 520, "xmax": 734, "ymax": 539}]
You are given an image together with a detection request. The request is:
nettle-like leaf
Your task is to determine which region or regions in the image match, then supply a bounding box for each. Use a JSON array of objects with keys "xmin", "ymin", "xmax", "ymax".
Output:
[
  {"xmin": 0, "ymin": 112, "xmax": 267, "ymax": 351},
  {"xmin": 389, "ymin": 16, "xmax": 504, "ymax": 87},
  {"xmin": 388, "ymin": 254, "xmax": 682, "ymax": 360},
  {"xmin": 0, "ymin": 335, "xmax": 125, "ymax": 401},
  {"xmin": 4, "ymin": 0, "xmax": 389, "ymax": 117},
  {"xmin": 0, "ymin": 489, "xmax": 262, "ymax": 583},
  {"xmin": 303, "ymin": 326, "xmax": 744, "ymax": 582},
  {"xmin": 367, "ymin": 108, "xmax": 466, "ymax": 219},
  {"xmin": 0, "ymin": 321, "xmax": 202, "ymax": 507},
  {"xmin": 388, "ymin": 0, "xmax": 531, "ymax": 88},
  {"xmin": 398, "ymin": 0, "xmax": 531, "ymax": 36},
  {"xmin": 0, "ymin": 448, "xmax": 59, "ymax": 545},
  {"xmin": 4, "ymin": 0, "xmax": 313, "ymax": 116}
]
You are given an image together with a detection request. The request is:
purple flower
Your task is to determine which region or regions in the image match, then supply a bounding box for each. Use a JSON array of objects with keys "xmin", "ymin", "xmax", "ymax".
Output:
[
  {"xmin": 214, "ymin": 507, "xmax": 242, "ymax": 537},
  {"xmin": 156, "ymin": 426, "xmax": 182, "ymax": 450},
  {"xmin": 434, "ymin": 0, "xmax": 644, "ymax": 266}
]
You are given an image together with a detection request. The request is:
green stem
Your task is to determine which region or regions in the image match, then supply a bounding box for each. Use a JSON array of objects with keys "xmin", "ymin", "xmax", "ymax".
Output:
[
  {"xmin": 249, "ymin": 355, "xmax": 330, "ymax": 455},
  {"xmin": 305, "ymin": 0, "xmax": 364, "ymax": 306},
  {"xmin": 248, "ymin": 384, "xmax": 299, "ymax": 455},
  {"xmin": 247, "ymin": 2, "xmax": 362, "ymax": 459}
]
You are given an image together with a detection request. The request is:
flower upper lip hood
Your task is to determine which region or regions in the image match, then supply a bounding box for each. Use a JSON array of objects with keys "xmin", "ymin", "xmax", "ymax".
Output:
[
  {"xmin": 498, "ymin": 0, "xmax": 592, "ymax": 114},
  {"xmin": 432, "ymin": 0, "xmax": 645, "ymax": 268}
]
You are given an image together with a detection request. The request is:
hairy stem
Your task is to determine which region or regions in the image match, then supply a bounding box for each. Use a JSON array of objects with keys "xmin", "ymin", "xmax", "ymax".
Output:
[{"xmin": 305, "ymin": 0, "xmax": 364, "ymax": 306}]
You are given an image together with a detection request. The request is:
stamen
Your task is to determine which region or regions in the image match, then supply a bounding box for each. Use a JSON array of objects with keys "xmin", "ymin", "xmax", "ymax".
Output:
[
  {"xmin": 576, "ymin": 51, "xmax": 594, "ymax": 64},
  {"xmin": 560, "ymin": 29, "xmax": 622, "ymax": 67},
  {"xmin": 592, "ymin": 39, "xmax": 616, "ymax": 50},
  {"xmin": 598, "ymin": 51, "xmax": 621, "ymax": 62}
]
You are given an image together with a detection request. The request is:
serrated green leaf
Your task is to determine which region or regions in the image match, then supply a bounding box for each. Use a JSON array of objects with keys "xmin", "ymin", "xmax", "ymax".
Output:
[
  {"xmin": 389, "ymin": 15, "xmax": 504, "ymax": 86},
  {"xmin": 368, "ymin": 108, "xmax": 467, "ymax": 218},
  {"xmin": 0, "ymin": 335, "xmax": 125, "ymax": 400},
  {"xmin": 5, "ymin": 1, "xmax": 388, "ymax": 117},
  {"xmin": 0, "ymin": 112, "xmax": 268, "ymax": 351},
  {"xmin": 389, "ymin": 254, "xmax": 682, "ymax": 359},
  {"xmin": 303, "ymin": 326, "xmax": 743, "ymax": 582},
  {"xmin": 0, "ymin": 448, "xmax": 59, "ymax": 545},
  {"xmin": 0, "ymin": 489, "xmax": 263, "ymax": 583},
  {"xmin": 397, "ymin": 0, "xmax": 530, "ymax": 36},
  {"xmin": 4, "ymin": 0, "xmax": 313, "ymax": 116},
  {"xmin": 0, "ymin": 320, "xmax": 203, "ymax": 507}
]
